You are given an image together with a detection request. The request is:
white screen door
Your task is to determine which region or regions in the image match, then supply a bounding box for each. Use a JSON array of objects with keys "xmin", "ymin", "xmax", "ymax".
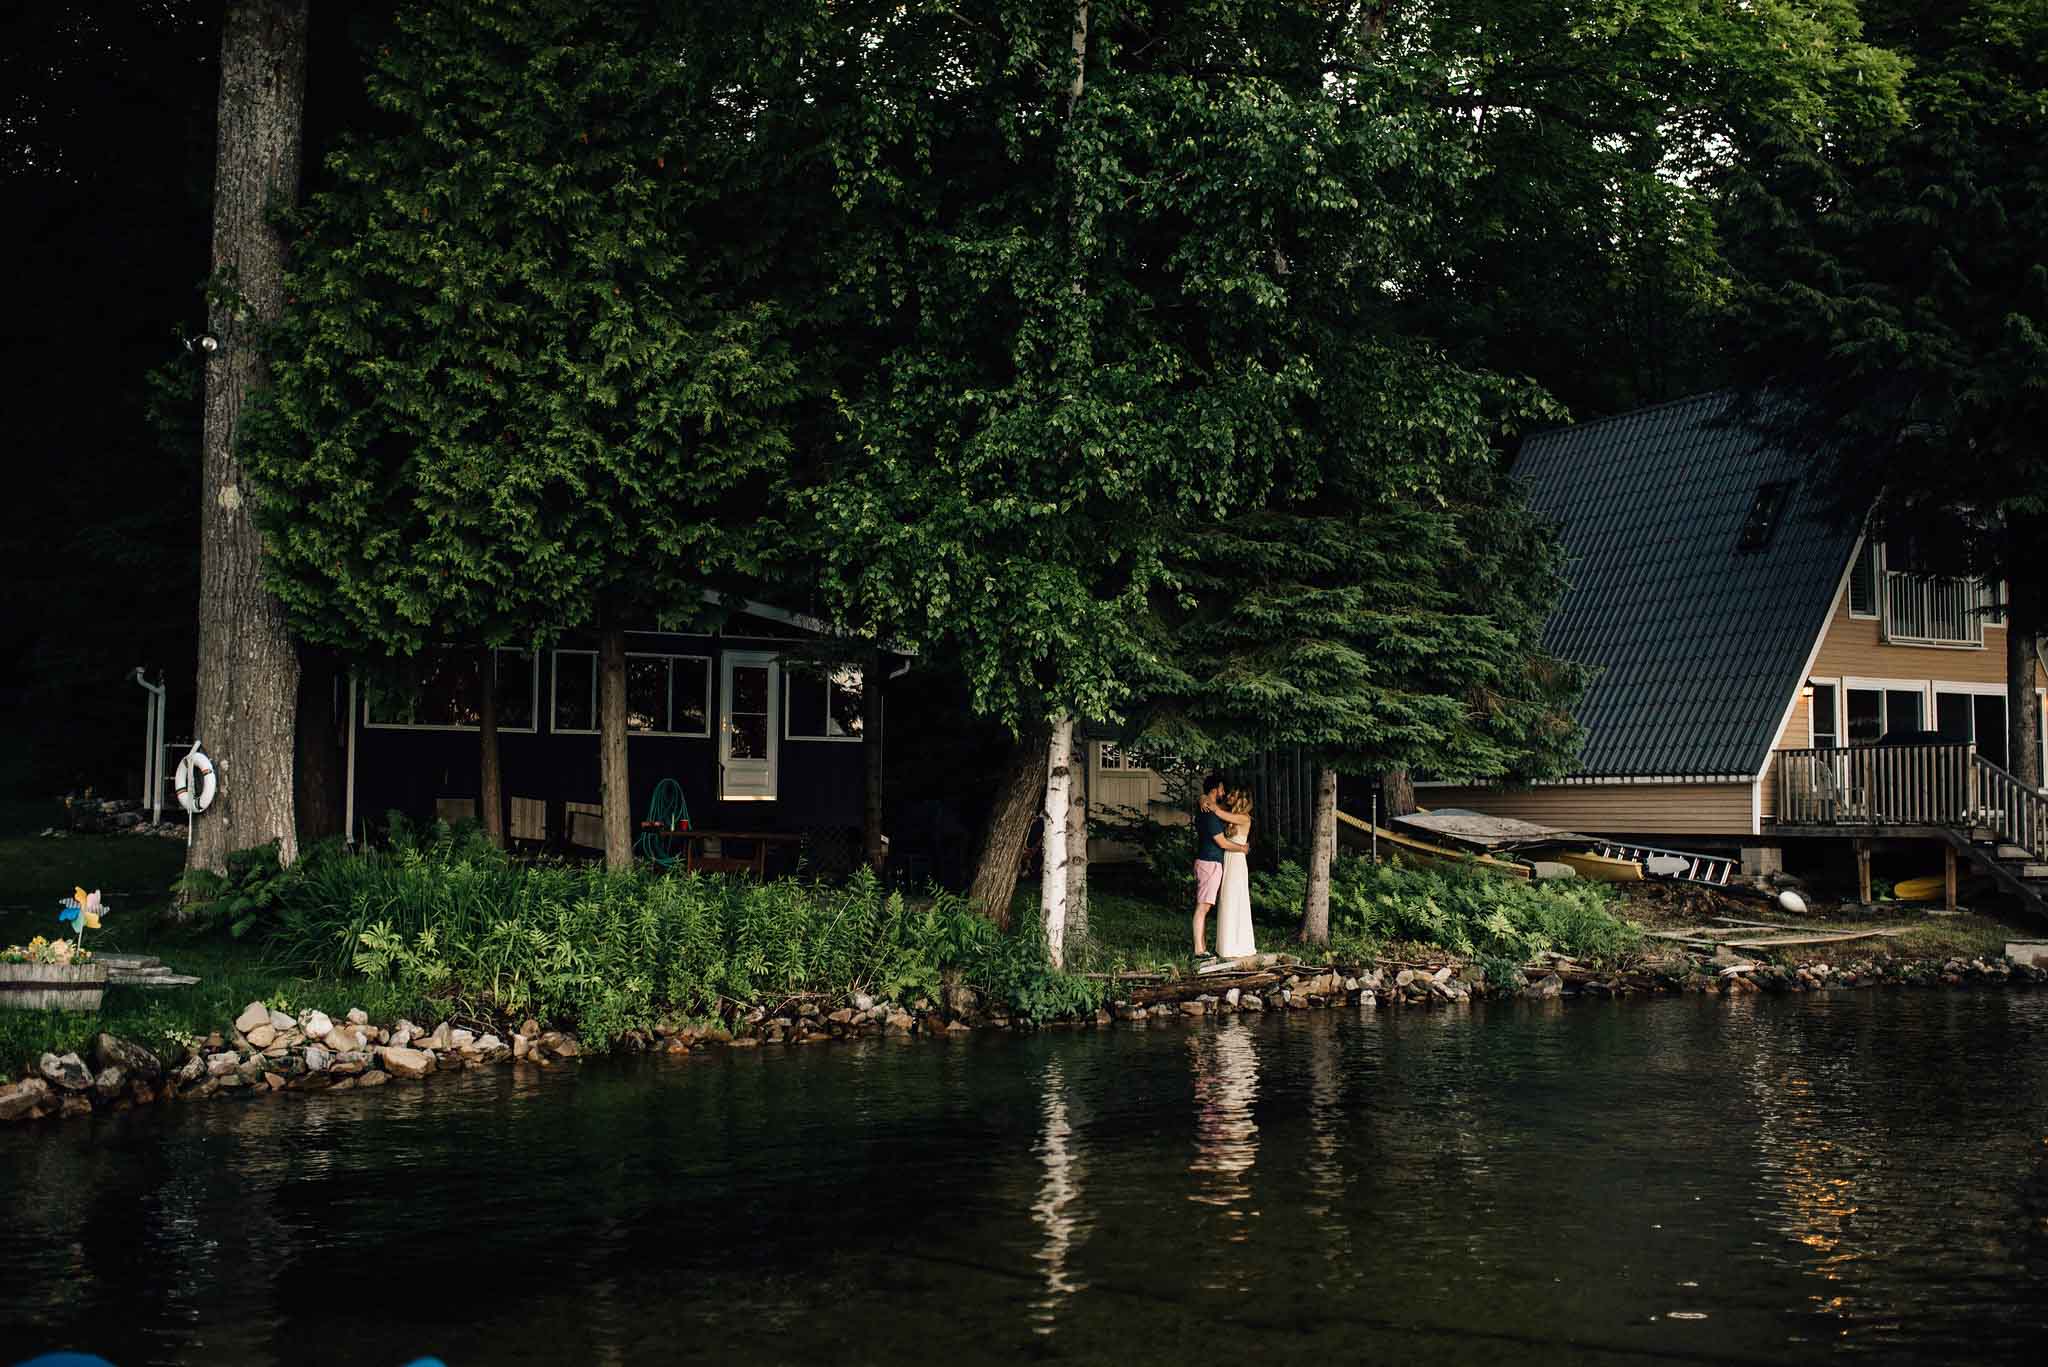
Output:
[{"xmin": 719, "ymin": 652, "xmax": 779, "ymax": 801}]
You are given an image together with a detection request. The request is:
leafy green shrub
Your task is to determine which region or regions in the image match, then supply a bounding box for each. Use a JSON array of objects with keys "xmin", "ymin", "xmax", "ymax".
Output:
[
  {"xmin": 1250, "ymin": 856, "xmax": 1641, "ymax": 968},
  {"xmin": 174, "ymin": 840, "xmax": 295, "ymax": 939}
]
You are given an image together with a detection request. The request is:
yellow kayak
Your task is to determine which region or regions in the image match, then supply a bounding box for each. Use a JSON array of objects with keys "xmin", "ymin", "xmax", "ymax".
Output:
[
  {"xmin": 1553, "ymin": 850, "xmax": 1645, "ymax": 883},
  {"xmin": 1894, "ymin": 874, "xmax": 1945, "ymax": 902}
]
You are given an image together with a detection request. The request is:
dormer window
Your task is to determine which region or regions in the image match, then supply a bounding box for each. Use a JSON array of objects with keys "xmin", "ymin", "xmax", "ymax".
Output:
[{"xmin": 1738, "ymin": 481, "xmax": 1793, "ymax": 552}]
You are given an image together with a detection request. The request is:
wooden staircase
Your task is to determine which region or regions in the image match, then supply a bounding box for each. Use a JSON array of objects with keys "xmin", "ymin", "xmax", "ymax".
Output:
[{"xmin": 1946, "ymin": 753, "xmax": 2048, "ymax": 921}]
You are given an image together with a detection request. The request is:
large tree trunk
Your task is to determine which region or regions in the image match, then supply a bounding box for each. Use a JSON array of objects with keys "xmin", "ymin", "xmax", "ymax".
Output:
[
  {"xmin": 968, "ymin": 722, "xmax": 1049, "ymax": 927},
  {"xmin": 1065, "ymin": 729, "xmax": 1089, "ymax": 947},
  {"xmin": 2008, "ymin": 576, "xmax": 2040, "ymax": 789},
  {"xmin": 863, "ymin": 656, "xmax": 886, "ymax": 872},
  {"xmin": 1298, "ymin": 765, "xmax": 1338, "ymax": 945},
  {"xmin": 1040, "ymin": 715, "xmax": 1076, "ymax": 968},
  {"xmin": 479, "ymin": 648, "xmax": 505, "ymax": 848},
  {"xmin": 187, "ymin": 0, "xmax": 310, "ymax": 881},
  {"xmin": 598, "ymin": 626, "xmax": 632, "ymax": 870},
  {"xmin": 1380, "ymin": 769, "xmax": 1416, "ymax": 820},
  {"xmin": 293, "ymin": 647, "xmax": 344, "ymax": 843}
]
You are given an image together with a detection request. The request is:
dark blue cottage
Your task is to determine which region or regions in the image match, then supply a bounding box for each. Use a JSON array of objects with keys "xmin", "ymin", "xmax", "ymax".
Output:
[{"xmin": 343, "ymin": 599, "xmax": 899, "ymax": 870}]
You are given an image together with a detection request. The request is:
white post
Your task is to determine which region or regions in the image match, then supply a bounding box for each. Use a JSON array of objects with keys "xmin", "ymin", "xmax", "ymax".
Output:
[
  {"xmin": 344, "ymin": 674, "xmax": 360, "ymax": 849},
  {"xmin": 133, "ymin": 669, "xmax": 168, "ymax": 823}
]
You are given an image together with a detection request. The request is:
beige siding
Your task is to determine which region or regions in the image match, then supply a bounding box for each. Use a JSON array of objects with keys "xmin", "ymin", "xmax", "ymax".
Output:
[{"xmin": 1422, "ymin": 782, "xmax": 1755, "ymax": 836}]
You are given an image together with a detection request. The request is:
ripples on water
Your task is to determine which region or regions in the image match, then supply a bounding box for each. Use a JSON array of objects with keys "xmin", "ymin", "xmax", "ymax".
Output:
[{"xmin": 4, "ymin": 992, "xmax": 2046, "ymax": 1366}]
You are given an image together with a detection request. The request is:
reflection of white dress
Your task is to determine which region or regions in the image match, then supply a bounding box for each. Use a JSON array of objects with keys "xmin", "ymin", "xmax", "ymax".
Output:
[{"xmin": 1215, "ymin": 818, "xmax": 1256, "ymax": 959}]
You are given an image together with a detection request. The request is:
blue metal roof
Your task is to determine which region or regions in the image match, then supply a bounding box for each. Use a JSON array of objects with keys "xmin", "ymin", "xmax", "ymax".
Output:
[{"xmin": 1515, "ymin": 391, "xmax": 1860, "ymax": 779}]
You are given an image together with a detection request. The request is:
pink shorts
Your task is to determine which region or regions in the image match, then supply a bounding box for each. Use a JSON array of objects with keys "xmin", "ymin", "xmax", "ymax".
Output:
[{"xmin": 1194, "ymin": 859, "xmax": 1223, "ymax": 905}]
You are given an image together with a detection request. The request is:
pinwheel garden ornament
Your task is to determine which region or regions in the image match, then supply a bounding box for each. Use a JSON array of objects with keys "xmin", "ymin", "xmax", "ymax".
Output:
[{"xmin": 58, "ymin": 887, "xmax": 108, "ymax": 949}]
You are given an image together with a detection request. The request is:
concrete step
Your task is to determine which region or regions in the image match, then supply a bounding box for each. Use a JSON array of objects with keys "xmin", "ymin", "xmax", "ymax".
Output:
[{"xmin": 1995, "ymin": 844, "xmax": 2034, "ymax": 860}]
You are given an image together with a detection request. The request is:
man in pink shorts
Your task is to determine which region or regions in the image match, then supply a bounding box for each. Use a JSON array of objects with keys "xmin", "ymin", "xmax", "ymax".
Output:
[{"xmin": 1191, "ymin": 772, "xmax": 1234, "ymax": 960}]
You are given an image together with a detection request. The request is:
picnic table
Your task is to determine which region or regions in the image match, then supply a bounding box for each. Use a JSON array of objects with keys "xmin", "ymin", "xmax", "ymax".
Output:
[{"xmin": 636, "ymin": 825, "xmax": 802, "ymax": 877}]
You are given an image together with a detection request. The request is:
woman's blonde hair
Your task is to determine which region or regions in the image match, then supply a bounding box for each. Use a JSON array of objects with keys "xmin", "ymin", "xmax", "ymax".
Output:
[{"xmin": 1222, "ymin": 788, "xmax": 1253, "ymax": 816}]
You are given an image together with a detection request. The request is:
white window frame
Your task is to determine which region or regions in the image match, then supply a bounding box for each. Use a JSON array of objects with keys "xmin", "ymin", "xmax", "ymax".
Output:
[
  {"xmin": 626, "ymin": 652, "xmax": 713, "ymax": 739},
  {"xmin": 1847, "ymin": 541, "xmax": 1882, "ymax": 620},
  {"xmin": 364, "ymin": 647, "xmax": 540, "ymax": 733},
  {"xmin": 783, "ymin": 664, "xmax": 866, "ymax": 743},
  {"xmin": 1806, "ymin": 676, "xmax": 1842, "ymax": 748},
  {"xmin": 1842, "ymin": 676, "xmax": 1933, "ymax": 743},
  {"xmin": 550, "ymin": 649, "xmax": 599, "ymax": 736},
  {"xmin": 1096, "ymin": 741, "xmax": 1152, "ymax": 773}
]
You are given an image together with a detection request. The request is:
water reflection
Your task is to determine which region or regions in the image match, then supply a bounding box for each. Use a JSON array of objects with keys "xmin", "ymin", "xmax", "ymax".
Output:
[
  {"xmin": 1188, "ymin": 1023, "xmax": 1260, "ymax": 1232},
  {"xmin": 1030, "ymin": 1055, "xmax": 1088, "ymax": 1333}
]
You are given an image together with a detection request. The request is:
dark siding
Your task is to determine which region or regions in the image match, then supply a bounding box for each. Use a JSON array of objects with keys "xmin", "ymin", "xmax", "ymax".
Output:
[{"xmin": 352, "ymin": 631, "xmax": 866, "ymax": 839}]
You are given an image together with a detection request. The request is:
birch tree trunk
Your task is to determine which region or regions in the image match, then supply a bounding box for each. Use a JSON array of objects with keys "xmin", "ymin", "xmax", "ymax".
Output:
[
  {"xmin": 2007, "ymin": 575, "xmax": 2039, "ymax": 789},
  {"xmin": 1040, "ymin": 715, "xmax": 1076, "ymax": 968},
  {"xmin": 1298, "ymin": 765, "xmax": 1338, "ymax": 945},
  {"xmin": 1065, "ymin": 730, "xmax": 1089, "ymax": 947},
  {"xmin": 187, "ymin": 0, "xmax": 309, "ymax": 879},
  {"xmin": 598, "ymin": 626, "xmax": 632, "ymax": 870},
  {"xmin": 969, "ymin": 723, "xmax": 1049, "ymax": 926},
  {"xmin": 479, "ymin": 647, "xmax": 505, "ymax": 848}
]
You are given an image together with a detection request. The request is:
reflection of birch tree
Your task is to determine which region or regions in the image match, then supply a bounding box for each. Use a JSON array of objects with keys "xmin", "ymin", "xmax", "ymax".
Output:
[{"xmin": 1031, "ymin": 1055, "xmax": 1088, "ymax": 1335}]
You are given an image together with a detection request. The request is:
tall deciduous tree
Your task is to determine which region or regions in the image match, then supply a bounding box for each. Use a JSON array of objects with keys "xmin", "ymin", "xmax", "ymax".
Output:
[
  {"xmin": 789, "ymin": 2, "xmax": 1510, "ymax": 959},
  {"xmin": 245, "ymin": 1, "xmax": 802, "ymax": 866},
  {"xmin": 1722, "ymin": 0, "xmax": 2048, "ymax": 784},
  {"xmin": 189, "ymin": 0, "xmax": 310, "ymax": 878}
]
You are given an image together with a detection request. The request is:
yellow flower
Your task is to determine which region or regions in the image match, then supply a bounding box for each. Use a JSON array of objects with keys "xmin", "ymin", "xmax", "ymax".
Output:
[{"xmin": 27, "ymin": 935, "xmax": 47, "ymax": 950}]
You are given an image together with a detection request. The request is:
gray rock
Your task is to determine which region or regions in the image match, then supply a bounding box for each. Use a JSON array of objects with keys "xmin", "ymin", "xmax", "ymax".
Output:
[
  {"xmin": 512, "ymin": 1033, "xmax": 532, "ymax": 1059},
  {"xmin": 267, "ymin": 1009, "xmax": 295, "ymax": 1033},
  {"xmin": 93, "ymin": 1034, "xmax": 162, "ymax": 1082},
  {"xmin": 424, "ymin": 1022, "xmax": 453, "ymax": 1052},
  {"xmin": 941, "ymin": 983, "xmax": 980, "ymax": 1019},
  {"xmin": 356, "ymin": 1069, "xmax": 391, "ymax": 1088},
  {"xmin": 449, "ymin": 1028, "xmax": 475, "ymax": 1049},
  {"xmin": 39, "ymin": 1052, "xmax": 92, "ymax": 1091},
  {"xmin": 304, "ymin": 1045, "xmax": 332, "ymax": 1073},
  {"xmin": 1525, "ymin": 974, "xmax": 1564, "ymax": 1000},
  {"xmin": 1358, "ymin": 989, "xmax": 1378, "ymax": 1008},
  {"xmin": 1394, "ymin": 968, "xmax": 1418, "ymax": 988},
  {"xmin": 299, "ymin": 1010, "xmax": 333, "ymax": 1040},
  {"xmin": 1224, "ymin": 988, "xmax": 1241, "ymax": 1007},
  {"xmin": 93, "ymin": 1066, "xmax": 125, "ymax": 1101},
  {"xmin": 0, "ymin": 1077, "xmax": 53, "ymax": 1121},
  {"xmin": 324, "ymin": 1025, "xmax": 367, "ymax": 1053},
  {"xmin": 346, "ymin": 1007, "xmax": 368, "ymax": 1026},
  {"xmin": 245, "ymin": 1023, "xmax": 278, "ymax": 1050},
  {"xmin": 328, "ymin": 1050, "xmax": 369, "ymax": 1076},
  {"xmin": 234, "ymin": 1001, "xmax": 270, "ymax": 1035},
  {"xmin": 176, "ymin": 1055, "xmax": 206, "ymax": 1084},
  {"xmin": 851, "ymin": 991, "xmax": 876, "ymax": 1012}
]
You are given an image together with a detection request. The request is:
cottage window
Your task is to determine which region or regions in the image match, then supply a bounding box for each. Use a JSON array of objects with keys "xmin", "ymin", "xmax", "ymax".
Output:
[
  {"xmin": 1737, "ymin": 481, "xmax": 1793, "ymax": 552},
  {"xmin": 1848, "ymin": 541, "xmax": 1880, "ymax": 617},
  {"xmin": 785, "ymin": 665, "xmax": 864, "ymax": 741},
  {"xmin": 1098, "ymin": 743, "xmax": 1148, "ymax": 771},
  {"xmin": 1809, "ymin": 683, "xmax": 1838, "ymax": 749},
  {"xmin": 365, "ymin": 647, "xmax": 537, "ymax": 732},
  {"xmin": 552, "ymin": 651, "xmax": 597, "ymax": 733},
  {"xmin": 626, "ymin": 654, "xmax": 711, "ymax": 737}
]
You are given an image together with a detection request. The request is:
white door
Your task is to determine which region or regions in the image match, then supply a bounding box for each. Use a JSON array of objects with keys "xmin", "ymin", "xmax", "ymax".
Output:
[{"xmin": 719, "ymin": 652, "xmax": 779, "ymax": 801}]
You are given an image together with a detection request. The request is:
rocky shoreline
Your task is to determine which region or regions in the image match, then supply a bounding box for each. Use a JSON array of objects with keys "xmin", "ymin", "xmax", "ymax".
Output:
[{"xmin": 4, "ymin": 951, "xmax": 2041, "ymax": 1127}]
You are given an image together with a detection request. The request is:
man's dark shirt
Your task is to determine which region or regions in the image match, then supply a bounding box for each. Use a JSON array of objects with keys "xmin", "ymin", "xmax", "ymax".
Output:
[{"xmin": 1195, "ymin": 809, "xmax": 1227, "ymax": 864}]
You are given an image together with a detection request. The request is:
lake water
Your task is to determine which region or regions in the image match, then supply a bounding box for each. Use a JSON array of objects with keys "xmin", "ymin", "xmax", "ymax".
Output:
[{"xmin": 5, "ymin": 992, "xmax": 2047, "ymax": 1366}]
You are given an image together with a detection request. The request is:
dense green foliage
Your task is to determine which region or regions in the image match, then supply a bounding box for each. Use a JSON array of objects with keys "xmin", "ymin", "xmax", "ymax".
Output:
[
  {"xmin": 1251, "ymin": 857, "xmax": 1641, "ymax": 977},
  {"xmin": 254, "ymin": 822, "xmax": 1102, "ymax": 1041},
  {"xmin": 243, "ymin": 0, "xmax": 803, "ymax": 657},
  {"xmin": 1723, "ymin": 0, "xmax": 2048, "ymax": 621}
]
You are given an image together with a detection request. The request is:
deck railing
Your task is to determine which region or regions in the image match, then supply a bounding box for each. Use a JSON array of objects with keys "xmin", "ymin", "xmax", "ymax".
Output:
[
  {"xmin": 1773, "ymin": 742, "xmax": 1978, "ymax": 828},
  {"xmin": 1967, "ymin": 752, "xmax": 2048, "ymax": 857},
  {"xmin": 1883, "ymin": 572, "xmax": 1984, "ymax": 646}
]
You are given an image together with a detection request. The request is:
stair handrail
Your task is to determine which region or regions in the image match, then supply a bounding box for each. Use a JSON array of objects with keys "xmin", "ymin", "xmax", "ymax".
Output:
[{"xmin": 1966, "ymin": 750, "xmax": 2048, "ymax": 859}]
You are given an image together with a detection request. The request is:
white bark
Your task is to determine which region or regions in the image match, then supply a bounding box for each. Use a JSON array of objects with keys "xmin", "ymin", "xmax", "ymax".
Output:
[
  {"xmin": 1040, "ymin": 715, "xmax": 1076, "ymax": 968},
  {"xmin": 1065, "ymin": 730, "xmax": 1089, "ymax": 945}
]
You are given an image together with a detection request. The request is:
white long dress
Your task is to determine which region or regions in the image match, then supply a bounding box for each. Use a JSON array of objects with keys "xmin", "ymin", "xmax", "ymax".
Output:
[{"xmin": 1215, "ymin": 819, "xmax": 1257, "ymax": 959}]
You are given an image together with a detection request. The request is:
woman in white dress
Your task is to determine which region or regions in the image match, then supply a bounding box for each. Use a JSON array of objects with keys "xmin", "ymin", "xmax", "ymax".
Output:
[{"xmin": 1213, "ymin": 792, "xmax": 1257, "ymax": 960}]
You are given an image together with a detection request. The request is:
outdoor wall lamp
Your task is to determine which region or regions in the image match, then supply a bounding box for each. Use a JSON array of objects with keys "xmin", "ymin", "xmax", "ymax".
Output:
[
  {"xmin": 1801, "ymin": 679, "xmax": 1817, "ymax": 699},
  {"xmin": 183, "ymin": 334, "xmax": 220, "ymax": 357}
]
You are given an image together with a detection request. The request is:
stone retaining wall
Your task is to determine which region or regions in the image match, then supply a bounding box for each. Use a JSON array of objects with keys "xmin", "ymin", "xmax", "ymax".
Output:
[{"xmin": 4, "ymin": 953, "xmax": 2041, "ymax": 1126}]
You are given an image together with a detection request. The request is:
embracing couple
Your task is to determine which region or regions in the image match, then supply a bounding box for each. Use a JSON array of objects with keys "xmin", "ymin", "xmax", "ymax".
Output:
[{"xmin": 1192, "ymin": 772, "xmax": 1254, "ymax": 964}]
